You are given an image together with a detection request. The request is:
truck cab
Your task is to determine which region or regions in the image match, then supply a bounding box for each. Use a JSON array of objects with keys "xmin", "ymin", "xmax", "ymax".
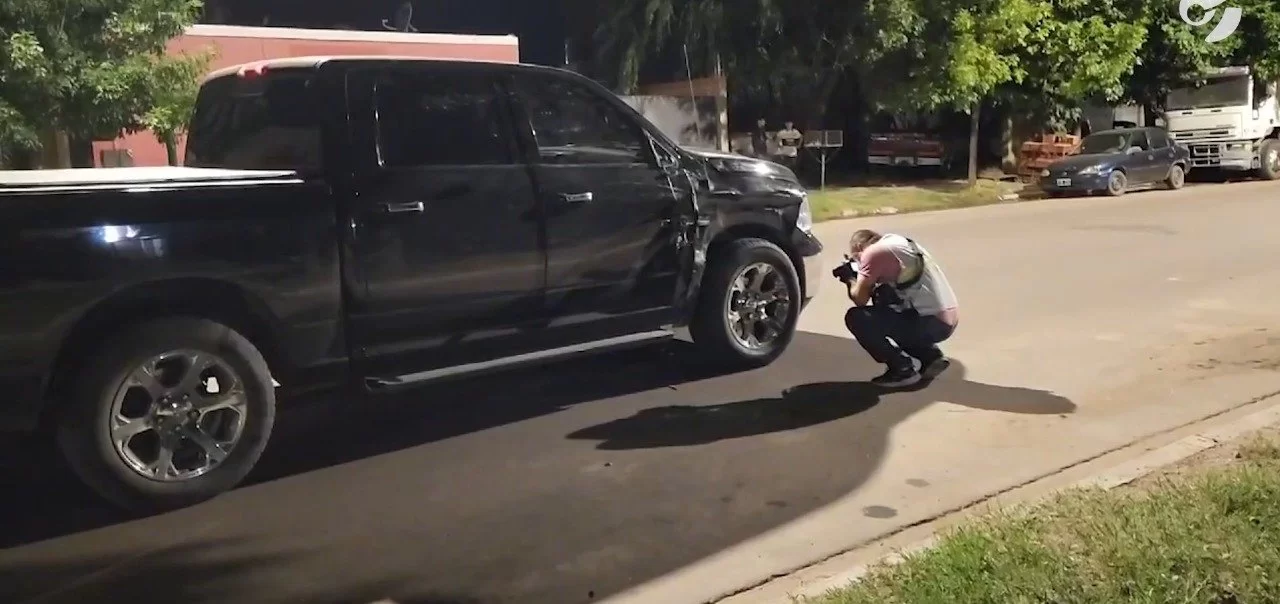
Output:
[
  {"xmin": 0, "ymin": 56, "xmax": 823, "ymax": 512},
  {"xmin": 1164, "ymin": 65, "xmax": 1280, "ymax": 179}
]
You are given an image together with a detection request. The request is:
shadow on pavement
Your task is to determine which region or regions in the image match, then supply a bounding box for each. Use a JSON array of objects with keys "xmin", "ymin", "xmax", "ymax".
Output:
[
  {"xmin": 0, "ymin": 535, "xmax": 480, "ymax": 604},
  {"xmin": 568, "ymin": 361, "xmax": 1073, "ymax": 449},
  {"xmin": 0, "ymin": 331, "xmax": 1076, "ymax": 604}
]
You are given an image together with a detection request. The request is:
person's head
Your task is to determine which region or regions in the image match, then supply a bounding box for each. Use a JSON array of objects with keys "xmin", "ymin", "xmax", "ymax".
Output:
[
  {"xmin": 785, "ymin": 120, "xmax": 794, "ymax": 129},
  {"xmin": 757, "ymin": 118, "xmax": 767, "ymax": 127},
  {"xmin": 848, "ymin": 229, "xmax": 882, "ymax": 261}
]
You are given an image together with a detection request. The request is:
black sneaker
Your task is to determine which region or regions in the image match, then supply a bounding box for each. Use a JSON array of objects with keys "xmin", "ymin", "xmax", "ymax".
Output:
[
  {"xmin": 919, "ymin": 356, "xmax": 951, "ymax": 380},
  {"xmin": 871, "ymin": 365, "xmax": 921, "ymax": 387}
]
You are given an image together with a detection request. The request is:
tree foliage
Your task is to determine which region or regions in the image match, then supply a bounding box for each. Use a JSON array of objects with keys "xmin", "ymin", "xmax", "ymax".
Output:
[
  {"xmin": 1234, "ymin": 0, "xmax": 1280, "ymax": 80},
  {"xmin": 595, "ymin": 0, "xmax": 926, "ymax": 125},
  {"xmin": 141, "ymin": 50, "xmax": 214, "ymax": 165},
  {"xmin": 0, "ymin": 0, "xmax": 204, "ymax": 164},
  {"xmin": 595, "ymin": 0, "xmax": 1280, "ymax": 130}
]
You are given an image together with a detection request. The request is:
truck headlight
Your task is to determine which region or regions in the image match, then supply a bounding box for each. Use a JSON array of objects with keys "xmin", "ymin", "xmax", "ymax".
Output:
[
  {"xmin": 709, "ymin": 157, "xmax": 771, "ymax": 175},
  {"xmin": 796, "ymin": 195, "xmax": 813, "ymax": 232}
]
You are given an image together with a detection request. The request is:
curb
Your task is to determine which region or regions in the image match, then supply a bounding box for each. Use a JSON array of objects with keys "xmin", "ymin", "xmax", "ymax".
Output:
[{"xmin": 774, "ymin": 398, "xmax": 1280, "ymax": 603}]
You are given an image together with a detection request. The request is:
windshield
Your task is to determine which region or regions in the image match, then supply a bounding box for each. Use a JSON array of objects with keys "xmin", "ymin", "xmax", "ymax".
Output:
[
  {"xmin": 184, "ymin": 68, "xmax": 322, "ymax": 173},
  {"xmin": 1166, "ymin": 75, "xmax": 1250, "ymax": 111},
  {"xmin": 1080, "ymin": 132, "xmax": 1132, "ymax": 155}
]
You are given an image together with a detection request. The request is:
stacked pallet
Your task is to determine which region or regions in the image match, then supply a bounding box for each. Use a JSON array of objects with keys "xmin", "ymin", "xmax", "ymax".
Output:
[{"xmin": 1017, "ymin": 133, "xmax": 1081, "ymax": 181}]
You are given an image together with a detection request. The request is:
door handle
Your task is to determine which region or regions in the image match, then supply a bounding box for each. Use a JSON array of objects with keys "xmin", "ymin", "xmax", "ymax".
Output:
[
  {"xmin": 379, "ymin": 201, "xmax": 425, "ymax": 215},
  {"xmin": 560, "ymin": 192, "xmax": 593, "ymax": 204}
]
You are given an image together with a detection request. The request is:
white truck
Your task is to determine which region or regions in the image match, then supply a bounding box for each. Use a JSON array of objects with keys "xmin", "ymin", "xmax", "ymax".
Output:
[{"xmin": 1164, "ymin": 65, "xmax": 1280, "ymax": 180}]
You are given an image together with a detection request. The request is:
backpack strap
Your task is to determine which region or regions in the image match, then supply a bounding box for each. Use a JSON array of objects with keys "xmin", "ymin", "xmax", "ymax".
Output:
[{"xmin": 894, "ymin": 237, "xmax": 927, "ymax": 291}]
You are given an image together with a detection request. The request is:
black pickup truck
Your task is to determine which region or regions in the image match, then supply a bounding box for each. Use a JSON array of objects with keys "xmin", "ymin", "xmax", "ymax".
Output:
[{"xmin": 0, "ymin": 56, "xmax": 823, "ymax": 512}]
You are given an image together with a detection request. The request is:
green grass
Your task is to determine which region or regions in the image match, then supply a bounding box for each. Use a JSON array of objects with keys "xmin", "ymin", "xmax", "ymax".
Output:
[
  {"xmin": 809, "ymin": 436, "xmax": 1280, "ymax": 604},
  {"xmin": 807, "ymin": 179, "xmax": 1026, "ymax": 223}
]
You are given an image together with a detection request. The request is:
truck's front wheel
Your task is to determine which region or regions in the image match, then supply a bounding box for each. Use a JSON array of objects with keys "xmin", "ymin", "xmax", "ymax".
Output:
[
  {"xmin": 1260, "ymin": 139, "xmax": 1280, "ymax": 181},
  {"xmin": 690, "ymin": 238, "xmax": 802, "ymax": 370},
  {"xmin": 55, "ymin": 317, "xmax": 276, "ymax": 513}
]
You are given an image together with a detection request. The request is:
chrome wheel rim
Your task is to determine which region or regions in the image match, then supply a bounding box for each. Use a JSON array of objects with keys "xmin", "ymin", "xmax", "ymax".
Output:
[
  {"xmin": 108, "ymin": 350, "xmax": 248, "ymax": 482},
  {"xmin": 1171, "ymin": 166, "xmax": 1184, "ymax": 187},
  {"xmin": 1268, "ymin": 147, "xmax": 1279, "ymax": 172},
  {"xmin": 724, "ymin": 262, "xmax": 792, "ymax": 350}
]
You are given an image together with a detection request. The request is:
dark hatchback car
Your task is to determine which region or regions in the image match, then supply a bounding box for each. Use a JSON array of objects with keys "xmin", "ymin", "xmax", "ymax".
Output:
[{"xmin": 1039, "ymin": 127, "xmax": 1191, "ymax": 197}]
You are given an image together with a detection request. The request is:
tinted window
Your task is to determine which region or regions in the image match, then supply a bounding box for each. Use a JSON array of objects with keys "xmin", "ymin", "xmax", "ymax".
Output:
[
  {"xmin": 514, "ymin": 73, "xmax": 652, "ymax": 165},
  {"xmin": 185, "ymin": 69, "xmax": 322, "ymax": 173},
  {"xmin": 375, "ymin": 70, "xmax": 515, "ymax": 167},
  {"xmin": 1081, "ymin": 132, "xmax": 1132, "ymax": 154},
  {"xmin": 1130, "ymin": 130, "xmax": 1150, "ymax": 150},
  {"xmin": 1149, "ymin": 129, "xmax": 1171, "ymax": 149}
]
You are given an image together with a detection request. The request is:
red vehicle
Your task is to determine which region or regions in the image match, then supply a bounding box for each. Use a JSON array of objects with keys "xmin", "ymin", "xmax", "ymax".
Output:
[{"xmin": 867, "ymin": 132, "xmax": 947, "ymax": 170}]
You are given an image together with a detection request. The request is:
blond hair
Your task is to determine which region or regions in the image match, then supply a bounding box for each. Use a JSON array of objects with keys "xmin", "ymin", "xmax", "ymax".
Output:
[{"xmin": 849, "ymin": 229, "xmax": 882, "ymax": 253}]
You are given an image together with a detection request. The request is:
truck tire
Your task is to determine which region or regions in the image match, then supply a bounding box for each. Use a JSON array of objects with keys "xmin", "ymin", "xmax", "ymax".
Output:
[
  {"xmin": 1105, "ymin": 169, "xmax": 1128, "ymax": 196},
  {"xmin": 690, "ymin": 238, "xmax": 802, "ymax": 370},
  {"xmin": 1261, "ymin": 139, "xmax": 1280, "ymax": 181},
  {"xmin": 1165, "ymin": 163, "xmax": 1186, "ymax": 190},
  {"xmin": 55, "ymin": 317, "xmax": 276, "ymax": 513}
]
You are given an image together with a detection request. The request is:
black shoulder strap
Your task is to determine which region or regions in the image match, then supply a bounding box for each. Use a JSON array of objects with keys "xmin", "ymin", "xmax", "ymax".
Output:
[{"xmin": 895, "ymin": 237, "xmax": 927, "ymax": 291}]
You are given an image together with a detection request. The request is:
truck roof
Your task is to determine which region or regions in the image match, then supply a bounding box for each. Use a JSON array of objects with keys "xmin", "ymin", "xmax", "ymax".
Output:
[
  {"xmin": 203, "ymin": 55, "xmax": 532, "ymax": 83},
  {"xmin": 0, "ymin": 166, "xmax": 300, "ymax": 193}
]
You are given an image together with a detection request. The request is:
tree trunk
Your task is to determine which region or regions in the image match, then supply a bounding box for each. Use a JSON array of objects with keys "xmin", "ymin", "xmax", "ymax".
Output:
[
  {"xmin": 968, "ymin": 101, "xmax": 981, "ymax": 187},
  {"xmin": 164, "ymin": 133, "xmax": 179, "ymax": 166},
  {"xmin": 38, "ymin": 129, "xmax": 72, "ymax": 169},
  {"xmin": 1000, "ymin": 112, "xmax": 1017, "ymax": 175}
]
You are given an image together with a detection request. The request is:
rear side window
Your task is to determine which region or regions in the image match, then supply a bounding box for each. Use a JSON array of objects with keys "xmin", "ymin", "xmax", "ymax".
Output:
[
  {"xmin": 1129, "ymin": 129, "xmax": 1151, "ymax": 150},
  {"xmin": 1149, "ymin": 129, "xmax": 1171, "ymax": 149},
  {"xmin": 184, "ymin": 68, "xmax": 322, "ymax": 173},
  {"xmin": 374, "ymin": 69, "xmax": 516, "ymax": 167}
]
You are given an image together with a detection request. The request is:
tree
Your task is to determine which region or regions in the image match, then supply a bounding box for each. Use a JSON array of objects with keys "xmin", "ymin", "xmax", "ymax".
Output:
[
  {"xmin": 141, "ymin": 50, "xmax": 214, "ymax": 166},
  {"xmin": 1234, "ymin": 0, "xmax": 1280, "ymax": 80},
  {"xmin": 594, "ymin": 0, "xmax": 926, "ymax": 128},
  {"xmin": 1115, "ymin": 0, "xmax": 1235, "ymax": 119},
  {"xmin": 0, "ymin": 0, "xmax": 204, "ymax": 167},
  {"xmin": 882, "ymin": 0, "xmax": 1044, "ymax": 185},
  {"xmin": 882, "ymin": 0, "xmax": 1144, "ymax": 184}
]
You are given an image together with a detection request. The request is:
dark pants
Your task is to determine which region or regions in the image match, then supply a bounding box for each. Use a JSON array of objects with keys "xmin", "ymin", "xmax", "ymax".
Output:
[{"xmin": 844, "ymin": 306, "xmax": 955, "ymax": 371}]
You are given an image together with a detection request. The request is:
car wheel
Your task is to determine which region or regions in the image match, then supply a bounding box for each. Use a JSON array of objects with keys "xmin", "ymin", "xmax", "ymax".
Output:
[
  {"xmin": 1165, "ymin": 164, "xmax": 1186, "ymax": 190},
  {"xmin": 55, "ymin": 317, "xmax": 276, "ymax": 513},
  {"xmin": 1105, "ymin": 170, "xmax": 1128, "ymax": 196},
  {"xmin": 690, "ymin": 238, "xmax": 801, "ymax": 370},
  {"xmin": 1260, "ymin": 139, "xmax": 1280, "ymax": 181}
]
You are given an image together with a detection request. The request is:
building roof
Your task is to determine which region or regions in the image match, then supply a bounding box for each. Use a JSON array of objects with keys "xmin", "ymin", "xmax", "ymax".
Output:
[
  {"xmin": 186, "ymin": 23, "xmax": 518, "ymax": 47},
  {"xmin": 203, "ymin": 54, "xmax": 555, "ymax": 83}
]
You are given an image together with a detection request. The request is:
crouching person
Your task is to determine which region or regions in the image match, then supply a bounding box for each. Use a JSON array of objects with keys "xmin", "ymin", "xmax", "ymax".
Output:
[{"xmin": 840, "ymin": 229, "xmax": 959, "ymax": 387}]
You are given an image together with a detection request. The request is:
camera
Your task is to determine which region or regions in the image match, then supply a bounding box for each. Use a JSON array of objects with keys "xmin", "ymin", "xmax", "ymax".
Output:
[{"xmin": 831, "ymin": 259, "xmax": 858, "ymax": 283}]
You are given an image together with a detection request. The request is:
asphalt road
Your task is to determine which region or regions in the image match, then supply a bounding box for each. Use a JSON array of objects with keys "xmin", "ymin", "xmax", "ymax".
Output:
[{"xmin": 4, "ymin": 177, "xmax": 1280, "ymax": 604}]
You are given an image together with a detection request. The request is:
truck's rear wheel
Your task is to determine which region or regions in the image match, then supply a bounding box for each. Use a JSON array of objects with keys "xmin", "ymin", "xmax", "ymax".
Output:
[
  {"xmin": 1260, "ymin": 139, "xmax": 1280, "ymax": 181},
  {"xmin": 55, "ymin": 317, "xmax": 275, "ymax": 513},
  {"xmin": 690, "ymin": 238, "xmax": 801, "ymax": 370}
]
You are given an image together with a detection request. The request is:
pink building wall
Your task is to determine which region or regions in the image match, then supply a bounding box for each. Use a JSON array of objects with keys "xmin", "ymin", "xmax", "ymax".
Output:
[{"xmin": 94, "ymin": 24, "xmax": 520, "ymax": 167}]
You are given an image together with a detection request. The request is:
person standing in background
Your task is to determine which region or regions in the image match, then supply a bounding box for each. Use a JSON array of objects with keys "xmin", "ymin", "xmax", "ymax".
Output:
[
  {"xmin": 776, "ymin": 120, "xmax": 803, "ymax": 168},
  {"xmin": 751, "ymin": 118, "xmax": 770, "ymax": 159}
]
